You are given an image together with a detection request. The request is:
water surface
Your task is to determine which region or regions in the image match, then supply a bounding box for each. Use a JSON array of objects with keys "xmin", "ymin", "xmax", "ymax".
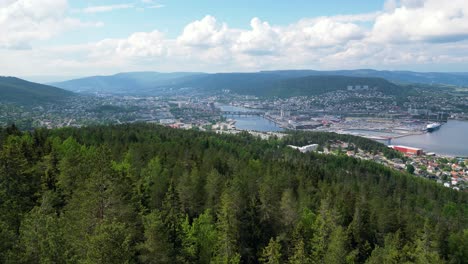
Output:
[
  {"xmin": 219, "ymin": 104, "xmax": 283, "ymax": 132},
  {"xmin": 382, "ymin": 120, "xmax": 468, "ymax": 157}
]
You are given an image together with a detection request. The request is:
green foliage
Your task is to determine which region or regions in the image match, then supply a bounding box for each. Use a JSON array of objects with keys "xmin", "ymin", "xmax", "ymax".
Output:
[
  {"xmin": 181, "ymin": 209, "xmax": 217, "ymax": 263},
  {"xmin": 283, "ymin": 130, "xmax": 402, "ymax": 159},
  {"xmin": 174, "ymin": 72, "xmax": 407, "ymax": 98},
  {"xmin": 0, "ymin": 76, "xmax": 73, "ymax": 106},
  {"xmin": 324, "ymin": 226, "xmax": 350, "ymax": 264},
  {"xmin": 11, "ymin": 193, "xmax": 68, "ymax": 264},
  {"xmin": 448, "ymin": 229, "xmax": 468, "ymax": 263},
  {"xmin": 84, "ymin": 220, "xmax": 134, "ymax": 264},
  {"xmin": 0, "ymin": 123, "xmax": 466, "ymax": 263},
  {"xmin": 138, "ymin": 211, "xmax": 171, "ymax": 263},
  {"xmin": 288, "ymin": 239, "xmax": 310, "ymax": 264},
  {"xmin": 272, "ymin": 75, "xmax": 402, "ymax": 97},
  {"xmin": 260, "ymin": 237, "xmax": 282, "ymax": 264}
]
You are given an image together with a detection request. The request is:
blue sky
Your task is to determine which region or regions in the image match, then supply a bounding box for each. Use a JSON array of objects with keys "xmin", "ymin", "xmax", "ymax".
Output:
[
  {"xmin": 1, "ymin": 0, "xmax": 468, "ymax": 79},
  {"xmin": 61, "ymin": 0, "xmax": 384, "ymax": 41}
]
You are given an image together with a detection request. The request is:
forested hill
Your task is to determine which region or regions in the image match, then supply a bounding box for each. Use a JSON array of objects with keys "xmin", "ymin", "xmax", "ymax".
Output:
[
  {"xmin": 53, "ymin": 69, "xmax": 468, "ymax": 96},
  {"xmin": 0, "ymin": 76, "xmax": 74, "ymax": 105},
  {"xmin": 177, "ymin": 73, "xmax": 406, "ymax": 97},
  {"xmin": 52, "ymin": 71, "xmax": 408, "ymax": 98},
  {"xmin": 52, "ymin": 72, "xmax": 205, "ymax": 94},
  {"xmin": 0, "ymin": 123, "xmax": 466, "ymax": 263},
  {"xmin": 269, "ymin": 75, "xmax": 402, "ymax": 97}
]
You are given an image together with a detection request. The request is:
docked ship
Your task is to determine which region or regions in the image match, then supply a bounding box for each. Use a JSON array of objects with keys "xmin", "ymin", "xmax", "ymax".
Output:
[{"xmin": 426, "ymin": 122, "xmax": 441, "ymax": 132}]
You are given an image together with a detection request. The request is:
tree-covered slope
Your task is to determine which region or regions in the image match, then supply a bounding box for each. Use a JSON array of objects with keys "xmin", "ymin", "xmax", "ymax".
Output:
[
  {"xmin": 52, "ymin": 69, "xmax": 468, "ymax": 96},
  {"xmin": 178, "ymin": 73, "xmax": 406, "ymax": 97},
  {"xmin": 261, "ymin": 69, "xmax": 468, "ymax": 87},
  {"xmin": 52, "ymin": 72, "xmax": 205, "ymax": 94},
  {"xmin": 269, "ymin": 75, "xmax": 402, "ymax": 97},
  {"xmin": 53, "ymin": 71, "xmax": 405, "ymax": 97},
  {"xmin": 0, "ymin": 124, "xmax": 466, "ymax": 263},
  {"xmin": 0, "ymin": 77, "xmax": 73, "ymax": 105}
]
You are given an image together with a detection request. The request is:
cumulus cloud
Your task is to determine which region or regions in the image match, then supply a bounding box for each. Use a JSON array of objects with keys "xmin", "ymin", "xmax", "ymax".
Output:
[
  {"xmin": 232, "ymin": 18, "xmax": 281, "ymax": 55},
  {"xmin": 282, "ymin": 18, "xmax": 366, "ymax": 50},
  {"xmin": 374, "ymin": 0, "xmax": 468, "ymax": 43},
  {"xmin": 0, "ymin": 0, "xmax": 100, "ymax": 49},
  {"xmin": 4, "ymin": 0, "xmax": 468, "ymax": 75},
  {"xmin": 175, "ymin": 15, "xmax": 366, "ymax": 58},
  {"xmin": 83, "ymin": 4, "xmax": 134, "ymax": 13},
  {"xmin": 177, "ymin": 16, "xmax": 232, "ymax": 47}
]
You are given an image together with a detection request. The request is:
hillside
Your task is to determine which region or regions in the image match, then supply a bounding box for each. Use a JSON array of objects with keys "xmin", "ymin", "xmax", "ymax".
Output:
[
  {"xmin": 261, "ymin": 69, "xmax": 468, "ymax": 87},
  {"xmin": 270, "ymin": 75, "xmax": 402, "ymax": 97},
  {"xmin": 52, "ymin": 72, "xmax": 205, "ymax": 94},
  {"xmin": 0, "ymin": 123, "xmax": 466, "ymax": 263},
  {"xmin": 178, "ymin": 73, "xmax": 405, "ymax": 97},
  {"xmin": 53, "ymin": 69, "xmax": 468, "ymax": 97},
  {"xmin": 0, "ymin": 76, "xmax": 73, "ymax": 105}
]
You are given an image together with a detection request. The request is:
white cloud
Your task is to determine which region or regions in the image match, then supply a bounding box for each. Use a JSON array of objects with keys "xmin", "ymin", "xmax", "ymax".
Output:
[
  {"xmin": 0, "ymin": 0, "xmax": 100, "ymax": 49},
  {"xmin": 177, "ymin": 15, "xmax": 232, "ymax": 47},
  {"xmin": 4, "ymin": 0, "xmax": 468, "ymax": 75},
  {"xmin": 116, "ymin": 31, "xmax": 167, "ymax": 57},
  {"xmin": 374, "ymin": 0, "xmax": 468, "ymax": 43},
  {"xmin": 232, "ymin": 18, "xmax": 281, "ymax": 55},
  {"xmin": 138, "ymin": 0, "xmax": 164, "ymax": 9},
  {"xmin": 147, "ymin": 4, "xmax": 164, "ymax": 9},
  {"xmin": 283, "ymin": 18, "xmax": 366, "ymax": 50},
  {"xmin": 83, "ymin": 4, "xmax": 134, "ymax": 13}
]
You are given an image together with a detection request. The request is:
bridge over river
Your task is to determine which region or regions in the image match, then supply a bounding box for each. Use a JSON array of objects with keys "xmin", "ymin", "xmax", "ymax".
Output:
[{"xmin": 221, "ymin": 111, "xmax": 265, "ymax": 116}]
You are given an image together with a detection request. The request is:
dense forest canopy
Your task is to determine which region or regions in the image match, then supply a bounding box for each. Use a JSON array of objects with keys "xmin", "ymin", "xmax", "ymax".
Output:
[{"xmin": 0, "ymin": 123, "xmax": 466, "ymax": 263}]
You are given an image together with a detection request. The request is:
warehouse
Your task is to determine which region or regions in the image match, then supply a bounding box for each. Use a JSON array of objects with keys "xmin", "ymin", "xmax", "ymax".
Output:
[{"xmin": 389, "ymin": 145, "xmax": 423, "ymax": 156}]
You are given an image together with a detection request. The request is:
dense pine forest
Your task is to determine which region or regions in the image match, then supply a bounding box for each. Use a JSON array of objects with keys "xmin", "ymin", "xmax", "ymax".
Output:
[{"xmin": 0, "ymin": 124, "xmax": 466, "ymax": 263}]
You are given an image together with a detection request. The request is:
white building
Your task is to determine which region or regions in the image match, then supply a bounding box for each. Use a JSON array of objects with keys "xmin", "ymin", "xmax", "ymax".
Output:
[{"xmin": 288, "ymin": 144, "xmax": 319, "ymax": 153}]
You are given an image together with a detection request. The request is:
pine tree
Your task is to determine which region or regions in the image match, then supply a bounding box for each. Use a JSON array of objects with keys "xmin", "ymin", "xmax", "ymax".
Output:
[
  {"xmin": 140, "ymin": 157, "xmax": 168, "ymax": 210},
  {"xmin": 84, "ymin": 220, "xmax": 134, "ymax": 264},
  {"xmin": 260, "ymin": 237, "xmax": 282, "ymax": 264},
  {"xmin": 310, "ymin": 197, "xmax": 337, "ymax": 263},
  {"xmin": 365, "ymin": 231, "xmax": 403, "ymax": 264},
  {"xmin": 138, "ymin": 211, "xmax": 171, "ymax": 263},
  {"xmin": 213, "ymin": 188, "xmax": 241, "ymax": 264},
  {"xmin": 161, "ymin": 181, "xmax": 184, "ymax": 262},
  {"xmin": 289, "ymin": 239, "xmax": 311, "ymax": 264},
  {"xmin": 181, "ymin": 209, "xmax": 217, "ymax": 264},
  {"xmin": 324, "ymin": 226, "xmax": 349, "ymax": 264},
  {"xmin": 280, "ymin": 188, "xmax": 298, "ymax": 229},
  {"xmin": 408, "ymin": 222, "xmax": 444, "ymax": 264},
  {"xmin": 8, "ymin": 192, "xmax": 68, "ymax": 264}
]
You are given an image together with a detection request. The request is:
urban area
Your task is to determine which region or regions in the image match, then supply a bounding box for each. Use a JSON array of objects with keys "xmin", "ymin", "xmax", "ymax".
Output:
[{"xmin": 1, "ymin": 83, "xmax": 467, "ymax": 192}]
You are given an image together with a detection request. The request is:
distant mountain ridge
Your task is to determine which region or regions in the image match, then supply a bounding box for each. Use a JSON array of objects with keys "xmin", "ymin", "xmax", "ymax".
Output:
[
  {"xmin": 52, "ymin": 72, "xmax": 205, "ymax": 94},
  {"xmin": 51, "ymin": 69, "xmax": 468, "ymax": 97},
  {"xmin": 260, "ymin": 69, "xmax": 468, "ymax": 86},
  {"xmin": 174, "ymin": 73, "xmax": 401, "ymax": 97},
  {"xmin": 270, "ymin": 75, "xmax": 401, "ymax": 97},
  {"xmin": 0, "ymin": 76, "xmax": 74, "ymax": 105}
]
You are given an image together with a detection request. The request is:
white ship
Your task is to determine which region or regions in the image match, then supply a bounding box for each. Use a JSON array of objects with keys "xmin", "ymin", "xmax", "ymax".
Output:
[{"xmin": 426, "ymin": 122, "xmax": 441, "ymax": 132}]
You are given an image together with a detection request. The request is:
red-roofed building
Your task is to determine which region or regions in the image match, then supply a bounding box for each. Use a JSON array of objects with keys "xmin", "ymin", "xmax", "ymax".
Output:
[{"xmin": 390, "ymin": 145, "xmax": 423, "ymax": 156}]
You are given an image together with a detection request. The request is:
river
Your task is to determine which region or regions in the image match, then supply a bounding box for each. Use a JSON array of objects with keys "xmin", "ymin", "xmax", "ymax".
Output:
[
  {"xmin": 381, "ymin": 120, "xmax": 468, "ymax": 157},
  {"xmin": 218, "ymin": 104, "xmax": 284, "ymax": 132},
  {"xmin": 219, "ymin": 104, "xmax": 468, "ymax": 156}
]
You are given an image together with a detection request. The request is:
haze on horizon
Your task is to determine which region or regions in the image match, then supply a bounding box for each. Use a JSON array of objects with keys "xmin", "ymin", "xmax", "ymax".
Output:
[{"xmin": 2, "ymin": 0, "xmax": 468, "ymax": 79}]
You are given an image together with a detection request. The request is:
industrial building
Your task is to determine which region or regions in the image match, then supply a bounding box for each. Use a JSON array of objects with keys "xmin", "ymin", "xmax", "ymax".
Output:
[
  {"xmin": 288, "ymin": 144, "xmax": 319, "ymax": 153},
  {"xmin": 389, "ymin": 145, "xmax": 423, "ymax": 156}
]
